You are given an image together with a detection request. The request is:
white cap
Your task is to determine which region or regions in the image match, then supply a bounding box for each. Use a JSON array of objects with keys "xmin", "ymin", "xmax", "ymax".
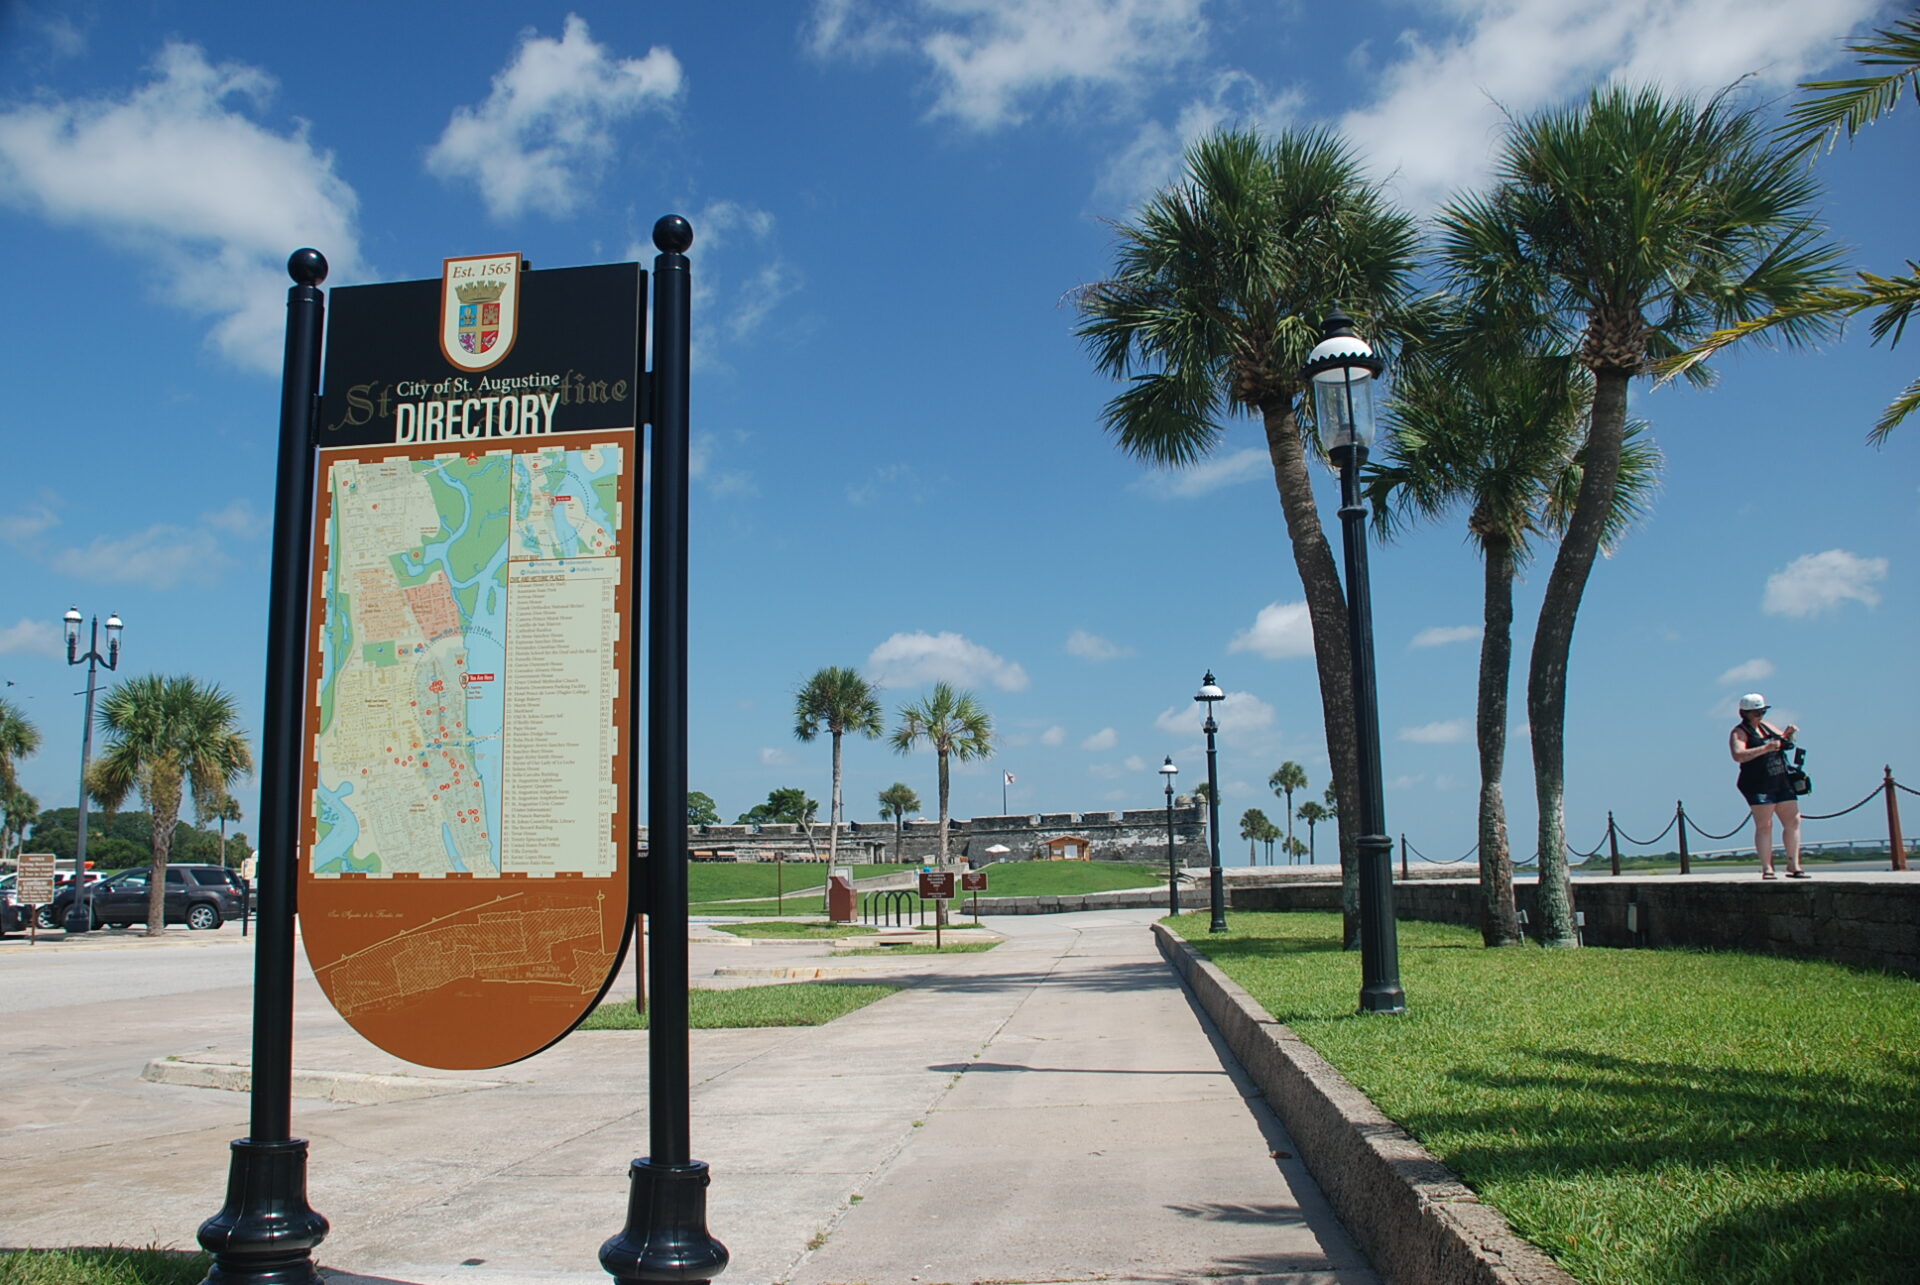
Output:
[{"xmin": 1738, "ymin": 693, "xmax": 1769, "ymax": 712}]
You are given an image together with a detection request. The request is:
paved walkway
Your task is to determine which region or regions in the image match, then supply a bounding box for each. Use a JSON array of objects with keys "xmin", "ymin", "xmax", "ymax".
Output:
[{"xmin": 0, "ymin": 908, "xmax": 1375, "ymax": 1284}]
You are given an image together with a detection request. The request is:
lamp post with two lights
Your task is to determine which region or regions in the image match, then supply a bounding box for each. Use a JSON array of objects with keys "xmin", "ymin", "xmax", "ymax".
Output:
[{"xmin": 61, "ymin": 607, "xmax": 121, "ymax": 934}]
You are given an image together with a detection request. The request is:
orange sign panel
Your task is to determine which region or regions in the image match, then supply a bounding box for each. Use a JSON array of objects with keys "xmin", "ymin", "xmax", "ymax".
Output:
[{"xmin": 300, "ymin": 432, "xmax": 636, "ymax": 1068}]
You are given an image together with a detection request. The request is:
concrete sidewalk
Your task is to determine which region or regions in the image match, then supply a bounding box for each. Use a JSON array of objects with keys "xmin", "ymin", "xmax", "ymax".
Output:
[{"xmin": 1, "ymin": 909, "xmax": 1376, "ymax": 1284}]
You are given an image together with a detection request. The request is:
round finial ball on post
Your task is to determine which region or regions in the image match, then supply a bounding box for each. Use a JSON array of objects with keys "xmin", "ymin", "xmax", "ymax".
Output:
[
  {"xmin": 653, "ymin": 216, "xmax": 693, "ymax": 255},
  {"xmin": 287, "ymin": 248, "xmax": 329, "ymax": 285}
]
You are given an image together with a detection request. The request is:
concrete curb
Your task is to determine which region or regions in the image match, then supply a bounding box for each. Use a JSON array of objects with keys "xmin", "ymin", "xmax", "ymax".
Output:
[
  {"xmin": 142, "ymin": 1056, "xmax": 509, "ymax": 1104},
  {"xmin": 1153, "ymin": 924, "xmax": 1575, "ymax": 1285}
]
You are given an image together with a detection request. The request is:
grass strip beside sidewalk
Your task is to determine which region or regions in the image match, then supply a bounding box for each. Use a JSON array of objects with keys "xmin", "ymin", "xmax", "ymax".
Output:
[{"xmin": 1171, "ymin": 911, "xmax": 1920, "ymax": 1285}]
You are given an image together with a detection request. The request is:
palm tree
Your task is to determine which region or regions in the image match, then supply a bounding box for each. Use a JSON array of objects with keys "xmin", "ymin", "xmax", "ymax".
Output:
[
  {"xmin": 1296, "ymin": 799, "xmax": 1330, "ymax": 864},
  {"xmin": 1269, "ymin": 762, "xmax": 1307, "ymax": 861},
  {"xmin": 87, "ymin": 675, "xmax": 253, "ymax": 935},
  {"xmin": 1, "ymin": 784, "xmax": 37, "ymax": 863},
  {"xmin": 794, "ymin": 666, "xmax": 884, "ymax": 867},
  {"xmin": 1238, "ymin": 808, "xmax": 1270, "ymax": 864},
  {"xmin": 877, "ymin": 782, "xmax": 921, "ymax": 863},
  {"xmin": 1666, "ymin": 11, "xmax": 1920, "ymax": 441},
  {"xmin": 1078, "ymin": 127, "xmax": 1420, "ymax": 947},
  {"xmin": 1371, "ymin": 331, "xmax": 1660, "ymax": 946},
  {"xmin": 206, "ymin": 793, "xmax": 243, "ymax": 867},
  {"xmin": 1440, "ymin": 84, "xmax": 1842, "ymax": 946},
  {"xmin": 889, "ymin": 682, "xmax": 992, "ymax": 869},
  {"xmin": 0, "ymin": 697, "xmax": 41, "ymax": 797}
]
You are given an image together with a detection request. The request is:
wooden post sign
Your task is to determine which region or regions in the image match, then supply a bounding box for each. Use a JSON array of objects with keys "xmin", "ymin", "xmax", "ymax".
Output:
[{"xmin": 300, "ymin": 255, "xmax": 644, "ymax": 1069}]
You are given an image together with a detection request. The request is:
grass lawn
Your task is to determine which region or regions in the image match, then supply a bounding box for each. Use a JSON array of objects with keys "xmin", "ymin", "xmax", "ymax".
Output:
[
  {"xmin": 841, "ymin": 940, "xmax": 1000, "ymax": 956},
  {"xmin": 0, "ymin": 1248, "xmax": 210, "ymax": 1285},
  {"xmin": 714, "ymin": 921, "xmax": 877, "ymax": 939},
  {"xmin": 1171, "ymin": 911, "xmax": 1920, "ymax": 1285},
  {"xmin": 688, "ymin": 863, "xmax": 905, "ymax": 903},
  {"xmin": 581, "ymin": 982, "xmax": 897, "ymax": 1030},
  {"xmin": 964, "ymin": 861, "xmax": 1163, "ymax": 896}
]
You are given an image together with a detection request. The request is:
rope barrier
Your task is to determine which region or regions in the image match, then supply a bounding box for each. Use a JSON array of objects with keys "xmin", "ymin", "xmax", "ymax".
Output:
[
  {"xmin": 1405, "ymin": 837, "xmax": 1477, "ymax": 864},
  {"xmin": 1422, "ymin": 770, "xmax": 1903, "ymax": 870},
  {"xmin": 1802, "ymin": 784, "xmax": 1886, "ymax": 822},
  {"xmin": 1685, "ymin": 813, "xmax": 1751, "ymax": 842},
  {"xmin": 1568, "ymin": 828, "xmax": 1609, "ymax": 859},
  {"xmin": 1614, "ymin": 813, "xmax": 1677, "ymax": 848}
]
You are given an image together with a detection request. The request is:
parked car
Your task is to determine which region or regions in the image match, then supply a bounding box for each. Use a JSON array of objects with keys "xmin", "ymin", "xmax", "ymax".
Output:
[
  {"xmin": 6, "ymin": 870, "xmax": 105, "ymax": 930},
  {"xmin": 50, "ymin": 864, "xmax": 249, "ymax": 931}
]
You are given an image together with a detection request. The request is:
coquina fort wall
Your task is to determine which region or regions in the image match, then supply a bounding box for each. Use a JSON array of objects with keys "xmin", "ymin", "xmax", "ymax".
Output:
[{"xmin": 640, "ymin": 804, "xmax": 1213, "ymax": 867}]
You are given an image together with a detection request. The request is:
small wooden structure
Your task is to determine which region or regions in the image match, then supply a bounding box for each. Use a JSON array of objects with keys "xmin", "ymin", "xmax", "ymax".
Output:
[{"xmin": 1042, "ymin": 835, "xmax": 1092, "ymax": 861}]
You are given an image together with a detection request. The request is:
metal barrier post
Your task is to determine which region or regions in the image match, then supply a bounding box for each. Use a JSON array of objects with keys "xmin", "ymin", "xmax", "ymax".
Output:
[
  {"xmin": 1399, "ymin": 834, "xmax": 1408, "ymax": 882},
  {"xmin": 1608, "ymin": 812, "xmax": 1620, "ymax": 878},
  {"xmin": 1676, "ymin": 801, "xmax": 1690, "ymax": 875},
  {"xmin": 1887, "ymin": 766, "xmax": 1908, "ymax": 872}
]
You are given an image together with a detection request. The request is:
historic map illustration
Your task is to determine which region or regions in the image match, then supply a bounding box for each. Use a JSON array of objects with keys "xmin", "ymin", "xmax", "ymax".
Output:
[{"xmin": 312, "ymin": 442, "xmax": 626, "ymax": 880}]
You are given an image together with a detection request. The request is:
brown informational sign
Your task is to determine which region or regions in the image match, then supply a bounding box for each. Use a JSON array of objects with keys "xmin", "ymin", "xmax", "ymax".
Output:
[
  {"xmin": 16, "ymin": 853, "xmax": 55, "ymax": 907},
  {"xmin": 960, "ymin": 870, "xmax": 988, "ymax": 893},
  {"xmin": 918, "ymin": 870, "xmax": 956, "ymax": 900},
  {"xmin": 300, "ymin": 255, "xmax": 642, "ymax": 1070}
]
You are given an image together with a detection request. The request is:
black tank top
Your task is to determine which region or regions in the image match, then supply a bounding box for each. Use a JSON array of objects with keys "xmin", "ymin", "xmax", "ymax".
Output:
[{"xmin": 1735, "ymin": 721, "xmax": 1788, "ymax": 791}]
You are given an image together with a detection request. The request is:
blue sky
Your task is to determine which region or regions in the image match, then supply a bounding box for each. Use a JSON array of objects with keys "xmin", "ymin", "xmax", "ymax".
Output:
[{"xmin": 1, "ymin": 0, "xmax": 1913, "ymax": 868}]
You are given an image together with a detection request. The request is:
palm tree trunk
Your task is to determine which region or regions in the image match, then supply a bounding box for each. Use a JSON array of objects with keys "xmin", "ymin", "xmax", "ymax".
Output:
[
  {"xmin": 936, "ymin": 751, "xmax": 951, "ymax": 867},
  {"xmin": 828, "ymin": 731, "xmax": 843, "ymax": 867},
  {"xmin": 1260, "ymin": 403, "xmax": 1363, "ymax": 947},
  {"xmin": 147, "ymin": 772, "xmax": 183, "ymax": 936},
  {"xmin": 1527, "ymin": 368, "xmax": 1629, "ymax": 948},
  {"xmin": 1477, "ymin": 528, "xmax": 1522, "ymax": 947}
]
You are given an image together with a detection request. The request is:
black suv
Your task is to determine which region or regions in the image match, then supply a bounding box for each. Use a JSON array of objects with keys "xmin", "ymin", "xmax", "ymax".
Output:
[{"xmin": 51, "ymin": 864, "xmax": 249, "ymax": 931}]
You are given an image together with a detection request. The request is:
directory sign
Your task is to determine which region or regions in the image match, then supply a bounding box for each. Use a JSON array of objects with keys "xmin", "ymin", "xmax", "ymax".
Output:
[
  {"xmin": 301, "ymin": 256, "xmax": 642, "ymax": 1069},
  {"xmin": 918, "ymin": 871, "xmax": 957, "ymax": 900}
]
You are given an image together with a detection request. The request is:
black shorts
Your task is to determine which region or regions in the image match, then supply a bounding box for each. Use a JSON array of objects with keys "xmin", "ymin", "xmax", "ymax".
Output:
[{"xmin": 1740, "ymin": 781, "xmax": 1799, "ymax": 807}]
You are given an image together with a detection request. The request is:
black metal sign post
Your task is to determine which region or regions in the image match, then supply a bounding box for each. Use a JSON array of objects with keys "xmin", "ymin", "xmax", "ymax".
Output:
[
  {"xmin": 198, "ymin": 250, "xmax": 332, "ymax": 1285},
  {"xmin": 601, "ymin": 217, "xmax": 728, "ymax": 1283}
]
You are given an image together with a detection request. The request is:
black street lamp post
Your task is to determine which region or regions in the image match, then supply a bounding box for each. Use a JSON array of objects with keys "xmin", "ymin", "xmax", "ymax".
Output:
[
  {"xmin": 62, "ymin": 607, "xmax": 121, "ymax": 933},
  {"xmin": 1304, "ymin": 308, "xmax": 1405, "ymax": 1014},
  {"xmin": 1159, "ymin": 756, "xmax": 1180, "ymax": 914},
  {"xmin": 1195, "ymin": 673, "xmax": 1227, "ymax": 933}
]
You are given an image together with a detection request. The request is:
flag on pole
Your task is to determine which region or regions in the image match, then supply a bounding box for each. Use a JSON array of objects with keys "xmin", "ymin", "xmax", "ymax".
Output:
[{"xmin": 1004, "ymin": 771, "xmax": 1015, "ymax": 785}]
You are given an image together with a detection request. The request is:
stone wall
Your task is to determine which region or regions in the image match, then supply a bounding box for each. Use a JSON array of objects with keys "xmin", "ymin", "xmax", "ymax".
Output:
[
  {"xmin": 1231, "ymin": 876, "xmax": 1920, "ymax": 978},
  {"xmin": 662, "ymin": 805, "xmax": 1211, "ymax": 867}
]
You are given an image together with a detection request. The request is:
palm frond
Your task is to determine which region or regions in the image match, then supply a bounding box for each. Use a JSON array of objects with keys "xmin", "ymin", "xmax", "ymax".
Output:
[{"xmin": 1780, "ymin": 14, "xmax": 1920, "ymax": 155}]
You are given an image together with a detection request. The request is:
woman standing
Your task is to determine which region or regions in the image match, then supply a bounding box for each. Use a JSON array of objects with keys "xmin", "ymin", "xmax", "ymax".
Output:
[{"xmin": 1729, "ymin": 693, "xmax": 1806, "ymax": 879}]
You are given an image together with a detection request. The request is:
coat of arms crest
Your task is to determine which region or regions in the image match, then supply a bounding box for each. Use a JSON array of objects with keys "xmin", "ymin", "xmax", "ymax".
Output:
[{"xmin": 439, "ymin": 253, "xmax": 521, "ymax": 372}]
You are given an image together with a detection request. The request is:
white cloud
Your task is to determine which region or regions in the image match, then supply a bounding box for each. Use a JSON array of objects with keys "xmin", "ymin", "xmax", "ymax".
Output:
[
  {"xmin": 1098, "ymin": 70, "xmax": 1303, "ymax": 208},
  {"xmin": 201, "ymin": 499, "xmax": 267, "ymax": 538},
  {"xmin": 1412, "ymin": 624, "xmax": 1480, "ymax": 649},
  {"xmin": 810, "ymin": 0, "xmax": 1208, "ymax": 130},
  {"xmin": 1399, "ymin": 719, "xmax": 1470, "ymax": 745},
  {"xmin": 1121, "ymin": 754, "xmax": 1147, "ymax": 773},
  {"xmin": 1763, "ymin": 549, "xmax": 1889, "ymax": 618},
  {"xmin": 1154, "ymin": 689, "xmax": 1276, "ymax": 745},
  {"xmin": 0, "ymin": 42, "xmax": 362, "ymax": 372},
  {"xmin": 1131, "ymin": 446, "xmax": 1268, "ymax": 499},
  {"xmin": 758, "ymin": 746, "xmax": 792, "ymax": 766},
  {"xmin": 50, "ymin": 523, "xmax": 232, "ymax": 589},
  {"xmin": 0, "ymin": 504, "xmax": 59, "ymax": 545},
  {"xmin": 1339, "ymin": 0, "xmax": 1879, "ymax": 210},
  {"xmin": 0, "ymin": 619, "xmax": 62, "ymax": 658},
  {"xmin": 847, "ymin": 463, "xmax": 923, "ymax": 507},
  {"xmin": 1081, "ymin": 727, "xmax": 1118, "ymax": 751},
  {"xmin": 427, "ymin": 15, "xmax": 683, "ymax": 220},
  {"xmin": 1040, "ymin": 725, "xmax": 1067, "ymax": 746},
  {"xmin": 868, "ymin": 630, "xmax": 1030, "ymax": 691},
  {"xmin": 1716, "ymin": 658, "xmax": 1775, "ymax": 686},
  {"xmin": 1388, "ymin": 773, "xmax": 1427, "ymax": 791},
  {"xmin": 1065, "ymin": 628, "xmax": 1131, "ymax": 661},
  {"xmin": 1227, "ymin": 601, "xmax": 1314, "ymax": 661}
]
